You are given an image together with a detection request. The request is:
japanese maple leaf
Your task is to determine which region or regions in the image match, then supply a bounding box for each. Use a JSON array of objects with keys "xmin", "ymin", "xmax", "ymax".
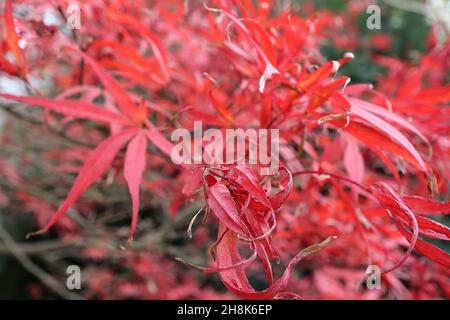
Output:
[{"xmin": 0, "ymin": 44, "xmax": 174, "ymax": 243}]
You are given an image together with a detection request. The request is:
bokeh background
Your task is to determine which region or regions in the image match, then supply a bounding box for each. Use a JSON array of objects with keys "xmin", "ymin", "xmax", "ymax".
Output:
[{"xmin": 0, "ymin": 0, "xmax": 448, "ymax": 299}]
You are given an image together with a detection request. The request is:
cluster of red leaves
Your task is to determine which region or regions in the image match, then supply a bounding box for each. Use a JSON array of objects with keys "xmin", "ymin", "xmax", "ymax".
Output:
[{"xmin": 0, "ymin": 0, "xmax": 449, "ymax": 299}]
